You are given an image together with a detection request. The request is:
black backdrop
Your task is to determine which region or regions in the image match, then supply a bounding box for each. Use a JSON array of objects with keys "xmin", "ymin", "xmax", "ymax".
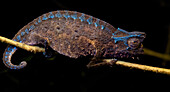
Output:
[{"xmin": 0, "ymin": 0, "xmax": 170, "ymax": 92}]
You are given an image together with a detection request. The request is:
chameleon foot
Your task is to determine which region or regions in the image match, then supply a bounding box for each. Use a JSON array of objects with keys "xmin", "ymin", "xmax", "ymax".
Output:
[
  {"xmin": 87, "ymin": 58, "xmax": 117, "ymax": 68},
  {"xmin": 103, "ymin": 59, "xmax": 117, "ymax": 67}
]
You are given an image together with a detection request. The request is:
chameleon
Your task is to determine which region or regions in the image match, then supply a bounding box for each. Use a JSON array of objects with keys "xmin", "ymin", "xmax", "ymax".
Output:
[{"xmin": 2, "ymin": 10, "xmax": 146, "ymax": 69}]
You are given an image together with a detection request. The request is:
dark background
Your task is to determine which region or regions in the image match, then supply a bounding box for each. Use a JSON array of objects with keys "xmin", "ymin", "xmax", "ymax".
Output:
[{"xmin": 0, "ymin": 0, "xmax": 170, "ymax": 92}]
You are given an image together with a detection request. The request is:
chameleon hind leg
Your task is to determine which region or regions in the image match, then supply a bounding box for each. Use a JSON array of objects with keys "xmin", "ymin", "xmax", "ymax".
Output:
[
  {"xmin": 86, "ymin": 49, "xmax": 117, "ymax": 68},
  {"xmin": 87, "ymin": 57, "xmax": 117, "ymax": 68}
]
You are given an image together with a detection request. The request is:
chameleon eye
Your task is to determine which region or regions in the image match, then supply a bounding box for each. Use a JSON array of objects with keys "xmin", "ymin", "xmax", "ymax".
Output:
[{"xmin": 127, "ymin": 38, "xmax": 140, "ymax": 49}]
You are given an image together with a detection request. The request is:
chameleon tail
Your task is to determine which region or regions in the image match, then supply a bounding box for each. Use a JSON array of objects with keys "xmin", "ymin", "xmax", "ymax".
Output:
[{"xmin": 3, "ymin": 45, "xmax": 27, "ymax": 69}]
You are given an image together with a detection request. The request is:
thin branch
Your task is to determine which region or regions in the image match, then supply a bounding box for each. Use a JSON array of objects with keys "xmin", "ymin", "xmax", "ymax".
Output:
[
  {"xmin": 0, "ymin": 36, "xmax": 45, "ymax": 53},
  {"xmin": 144, "ymin": 48, "xmax": 170, "ymax": 61},
  {"xmin": 104, "ymin": 59, "xmax": 170, "ymax": 75},
  {"xmin": 1, "ymin": 35, "xmax": 170, "ymax": 75}
]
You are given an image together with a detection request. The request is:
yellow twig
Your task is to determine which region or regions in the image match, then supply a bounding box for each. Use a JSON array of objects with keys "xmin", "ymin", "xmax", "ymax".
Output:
[
  {"xmin": 0, "ymin": 36, "xmax": 45, "ymax": 53},
  {"xmin": 144, "ymin": 48, "xmax": 170, "ymax": 61},
  {"xmin": 105, "ymin": 59, "xmax": 170, "ymax": 75},
  {"xmin": 1, "ymin": 35, "xmax": 170, "ymax": 75}
]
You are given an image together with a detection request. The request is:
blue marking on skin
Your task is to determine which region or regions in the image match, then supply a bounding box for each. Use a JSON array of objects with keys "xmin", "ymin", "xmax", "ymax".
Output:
[
  {"xmin": 112, "ymin": 33, "xmax": 115, "ymax": 36},
  {"xmin": 11, "ymin": 48, "xmax": 14, "ymax": 53},
  {"xmin": 7, "ymin": 47, "xmax": 12, "ymax": 51},
  {"xmin": 79, "ymin": 14, "xmax": 85, "ymax": 22},
  {"xmin": 13, "ymin": 47, "xmax": 17, "ymax": 50},
  {"xmin": 112, "ymin": 28, "xmax": 130, "ymax": 37},
  {"xmin": 5, "ymin": 58, "xmax": 8, "ymax": 61},
  {"xmin": 8, "ymin": 63, "xmax": 11, "ymax": 66},
  {"xmin": 48, "ymin": 12, "xmax": 54, "ymax": 18},
  {"xmin": 29, "ymin": 25, "xmax": 35, "ymax": 31},
  {"xmin": 71, "ymin": 13, "xmax": 78, "ymax": 19},
  {"xmin": 38, "ymin": 17, "xmax": 41, "ymax": 23},
  {"xmin": 35, "ymin": 22, "xmax": 38, "ymax": 25},
  {"xmin": 21, "ymin": 32, "xmax": 25, "ymax": 36},
  {"xmin": 42, "ymin": 14, "xmax": 48, "ymax": 20},
  {"xmin": 25, "ymin": 28, "xmax": 29, "ymax": 34},
  {"xmin": 22, "ymin": 38, "xmax": 26, "ymax": 42},
  {"xmin": 94, "ymin": 19, "xmax": 100, "ymax": 27},
  {"xmin": 101, "ymin": 25, "xmax": 105, "ymax": 30},
  {"xmin": 5, "ymin": 56, "xmax": 8, "ymax": 58},
  {"xmin": 114, "ymin": 40, "xmax": 118, "ymax": 43},
  {"xmin": 13, "ymin": 66, "xmax": 17, "ymax": 69},
  {"xmin": 6, "ymin": 61, "xmax": 9, "ymax": 64},
  {"xmin": 9, "ymin": 52, "xmax": 11, "ymax": 55},
  {"xmin": 13, "ymin": 39, "xmax": 17, "ymax": 41},
  {"xmin": 17, "ymin": 35, "xmax": 21, "ymax": 40},
  {"xmin": 112, "ymin": 34, "xmax": 141, "ymax": 45},
  {"xmin": 55, "ymin": 11, "xmax": 62, "ymax": 18},
  {"xmin": 126, "ymin": 47, "xmax": 130, "ymax": 50},
  {"xmin": 117, "ymin": 28, "xmax": 129, "ymax": 34},
  {"xmin": 63, "ymin": 11, "xmax": 70, "ymax": 19},
  {"xmin": 6, "ymin": 52, "xmax": 9, "ymax": 55},
  {"xmin": 87, "ymin": 17, "xmax": 93, "ymax": 24}
]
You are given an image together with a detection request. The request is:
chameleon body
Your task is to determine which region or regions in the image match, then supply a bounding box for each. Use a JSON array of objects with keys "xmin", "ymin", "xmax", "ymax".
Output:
[{"xmin": 3, "ymin": 10, "xmax": 146, "ymax": 69}]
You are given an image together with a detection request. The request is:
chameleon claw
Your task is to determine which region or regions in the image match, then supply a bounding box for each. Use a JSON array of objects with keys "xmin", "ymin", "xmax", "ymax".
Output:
[{"xmin": 105, "ymin": 59, "xmax": 117, "ymax": 67}]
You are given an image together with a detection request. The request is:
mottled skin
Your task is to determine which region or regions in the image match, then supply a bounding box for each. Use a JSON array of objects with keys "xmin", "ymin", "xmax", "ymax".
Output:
[{"xmin": 3, "ymin": 10, "xmax": 146, "ymax": 69}]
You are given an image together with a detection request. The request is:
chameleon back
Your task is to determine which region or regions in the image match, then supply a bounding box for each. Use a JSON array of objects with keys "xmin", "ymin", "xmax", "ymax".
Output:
[{"xmin": 32, "ymin": 11, "xmax": 116, "ymax": 58}]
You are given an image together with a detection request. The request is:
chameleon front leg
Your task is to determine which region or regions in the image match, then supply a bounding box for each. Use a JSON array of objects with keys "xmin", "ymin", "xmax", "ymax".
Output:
[
  {"xmin": 28, "ymin": 34, "xmax": 53, "ymax": 57},
  {"xmin": 42, "ymin": 38, "xmax": 53, "ymax": 58}
]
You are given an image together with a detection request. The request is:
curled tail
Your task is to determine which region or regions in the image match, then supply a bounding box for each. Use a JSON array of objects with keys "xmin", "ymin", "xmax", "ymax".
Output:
[{"xmin": 3, "ymin": 45, "xmax": 27, "ymax": 69}]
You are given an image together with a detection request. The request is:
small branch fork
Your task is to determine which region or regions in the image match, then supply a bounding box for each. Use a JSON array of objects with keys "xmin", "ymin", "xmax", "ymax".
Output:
[{"xmin": 1, "ymin": 36, "xmax": 170, "ymax": 75}]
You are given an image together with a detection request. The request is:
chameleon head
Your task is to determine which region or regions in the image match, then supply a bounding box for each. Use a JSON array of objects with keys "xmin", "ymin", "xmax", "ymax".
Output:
[{"xmin": 104, "ymin": 28, "xmax": 146, "ymax": 59}]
